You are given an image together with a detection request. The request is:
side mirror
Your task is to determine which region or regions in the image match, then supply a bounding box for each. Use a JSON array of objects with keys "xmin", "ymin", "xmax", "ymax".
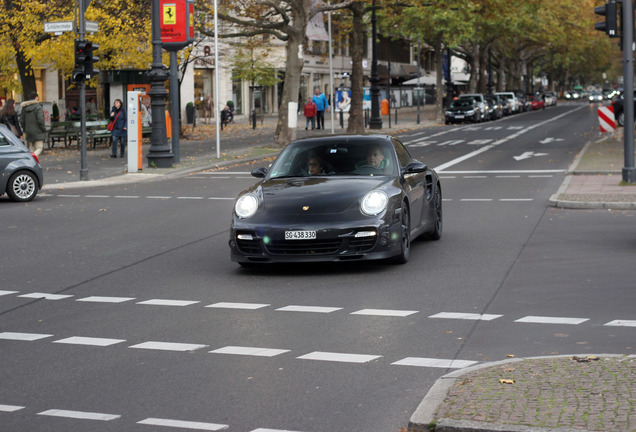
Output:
[
  {"xmin": 251, "ymin": 167, "xmax": 268, "ymax": 178},
  {"xmin": 402, "ymin": 161, "xmax": 427, "ymax": 174}
]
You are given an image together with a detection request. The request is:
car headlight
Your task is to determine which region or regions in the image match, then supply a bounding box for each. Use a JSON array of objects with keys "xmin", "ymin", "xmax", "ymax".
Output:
[
  {"xmin": 235, "ymin": 193, "xmax": 259, "ymax": 219},
  {"xmin": 466, "ymin": 110, "xmax": 475, "ymax": 115},
  {"xmin": 361, "ymin": 190, "xmax": 388, "ymax": 216},
  {"xmin": 445, "ymin": 111, "xmax": 452, "ymax": 116}
]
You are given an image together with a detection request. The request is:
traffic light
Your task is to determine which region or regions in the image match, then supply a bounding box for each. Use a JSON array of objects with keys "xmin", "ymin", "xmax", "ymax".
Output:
[
  {"xmin": 83, "ymin": 41, "xmax": 99, "ymax": 79},
  {"xmin": 73, "ymin": 40, "xmax": 89, "ymax": 82},
  {"xmin": 595, "ymin": 0, "xmax": 619, "ymax": 37},
  {"xmin": 72, "ymin": 39, "xmax": 99, "ymax": 82}
]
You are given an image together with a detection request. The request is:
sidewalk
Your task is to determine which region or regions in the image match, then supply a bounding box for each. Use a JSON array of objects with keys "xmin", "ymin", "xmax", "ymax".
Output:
[{"xmin": 408, "ymin": 354, "xmax": 636, "ymax": 432}]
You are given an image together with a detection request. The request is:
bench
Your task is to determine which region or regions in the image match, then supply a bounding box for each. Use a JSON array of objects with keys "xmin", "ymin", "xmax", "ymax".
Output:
[
  {"xmin": 72, "ymin": 120, "xmax": 111, "ymax": 149},
  {"xmin": 47, "ymin": 121, "xmax": 75, "ymax": 149}
]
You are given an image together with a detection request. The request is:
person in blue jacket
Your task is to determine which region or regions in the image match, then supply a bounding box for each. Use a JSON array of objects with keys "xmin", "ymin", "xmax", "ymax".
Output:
[
  {"xmin": 312, "ymin": 88, "xmax": 329, "ymax": 130},
  {"xmin": 109, "ymin": 99, "xmax": 127, "ymax": 158}
]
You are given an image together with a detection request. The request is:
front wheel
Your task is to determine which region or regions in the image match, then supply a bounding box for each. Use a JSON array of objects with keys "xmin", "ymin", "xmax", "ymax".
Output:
[
  {"xmin": 617, "ymin": 111, "xmax": 625, "ymax": 127},
  {"xmin": 392, "ymin": 204, "xmax": 410, "ymax": 264},
  {"xmin": 6, "ymin": 170, "xmax": 38, "ymax": 202}
]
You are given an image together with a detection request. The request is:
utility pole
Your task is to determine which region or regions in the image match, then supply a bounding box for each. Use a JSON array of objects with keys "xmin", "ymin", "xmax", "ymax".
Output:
[{"xmin": 622, "ymin": 0, "xmax": 636, "ymax": 183}]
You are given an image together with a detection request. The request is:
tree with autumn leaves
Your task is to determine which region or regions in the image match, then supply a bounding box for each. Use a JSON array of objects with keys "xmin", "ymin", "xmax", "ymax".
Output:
[{"xmin": 0, "ymin": 0, "xmax": 152, "ymax": 97}]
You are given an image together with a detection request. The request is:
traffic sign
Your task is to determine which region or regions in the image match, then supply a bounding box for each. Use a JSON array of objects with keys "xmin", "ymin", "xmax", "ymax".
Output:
[
  {"xmin": 86, "ymin": 20, "xmax": 99, "ymax": 33},
  {"xmin": 44, "ymin": 21, "xmax": 73, "ymax": 34}
]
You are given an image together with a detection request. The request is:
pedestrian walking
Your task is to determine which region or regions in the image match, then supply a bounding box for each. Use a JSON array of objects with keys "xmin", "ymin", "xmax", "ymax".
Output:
[
  {"xmin": 304, "ymin": 98, "xmax": 317, "ymax": 130},
  {"xmin": 203, "ymin": 94, "xmax": 212, "ymax": 124},
  {"xmin": 312, "ymin": 88, "xmax": 329, "ymax": 130},
  {"xmin": 18, "ymin": 92, "xmax": 46, "ymax": 156},
  {"xmin": 86, "ymin": 97, "xmax": 98, "ymax": 116},
  {"xmin": 109, "ymin": 99, "xmax": 127, "ymax": 158},
  {"xmin": 0, "ymin": 99, "xmax": 23, "ymax": 140}
]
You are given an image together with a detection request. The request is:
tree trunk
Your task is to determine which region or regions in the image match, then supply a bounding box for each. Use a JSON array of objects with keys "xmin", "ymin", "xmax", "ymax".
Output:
[
  {"xmin": 12, "ymin": 35, "xmax": 36, "ymax": 98},
  {"xmin": 346, "ymin": 2, "xmax": 365, "ymax": 134},
  {"xmin": 274, "ymin": 0, "xmax": 310, "ymax": 147},
  {"xmin": 434, "ymin": 35, "xmax": 444, "ymax": 122}
]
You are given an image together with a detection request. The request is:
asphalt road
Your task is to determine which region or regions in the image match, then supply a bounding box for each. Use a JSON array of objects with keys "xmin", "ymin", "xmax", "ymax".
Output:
[{"xmin": 2, "ymin": 102, "xmax": 634, "ymax": 432}]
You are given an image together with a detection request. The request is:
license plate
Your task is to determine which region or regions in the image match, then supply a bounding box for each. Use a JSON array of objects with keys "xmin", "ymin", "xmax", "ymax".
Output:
[
  {"xmin": 285, "ymin": 230, "xmax": 316, "ymax": 240},
  {"xmin": 455, "ymin": 115, "xmax": 464, "ymax": 119}
]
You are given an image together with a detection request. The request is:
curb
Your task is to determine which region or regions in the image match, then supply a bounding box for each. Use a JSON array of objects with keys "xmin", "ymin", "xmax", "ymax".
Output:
[
  {"xmin": 41, "ymin": 149, "xmax": 281, "ymax": 190},
  {"xmin": 408, "ymin": 354, "xmax": 636, "ymax": 432}
]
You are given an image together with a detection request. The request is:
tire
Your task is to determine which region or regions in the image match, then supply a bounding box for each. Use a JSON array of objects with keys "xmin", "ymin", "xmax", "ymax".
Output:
[
  {"xmin": 6, "ymin": 170, "xmax": 38, "ymax": 202},
  {"xmin": 392, "ymin": 204, "xmax": 410, "ymax": 264},
  {"xmin": 427, "ymin": 185, "xmax": 443, "ymax": 241},
  {"xmin": 617, "ymin": 111, "xmax": 625, "ymax": 127}
]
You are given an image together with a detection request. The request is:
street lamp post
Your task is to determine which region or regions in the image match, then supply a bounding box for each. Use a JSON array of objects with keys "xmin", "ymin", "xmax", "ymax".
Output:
[
  {"xmin": 369, "ymin": 0, "xmax": 382, "ymax": 129},
  {"xmin": 146, "ymin": 0, "xmax": 173, "ymax": 168}
]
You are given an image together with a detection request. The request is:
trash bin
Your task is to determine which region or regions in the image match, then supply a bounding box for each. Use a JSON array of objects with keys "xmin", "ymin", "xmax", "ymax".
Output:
[{"xmin": 381, "ymin": 99, "xmax": 389, "ymax": 115}]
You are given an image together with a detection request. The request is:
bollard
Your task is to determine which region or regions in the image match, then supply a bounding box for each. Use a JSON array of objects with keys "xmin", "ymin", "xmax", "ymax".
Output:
[
  {"xmin": 339, "ymin": 110, "xmax": 344, "ymax": 128},
  {"xmin": 395, "ymin": 107, "xmax": 398, "ymax": 125},
  {"xmin": 252, "ymin": 109, "xmax": 256, "ymax": 130}
]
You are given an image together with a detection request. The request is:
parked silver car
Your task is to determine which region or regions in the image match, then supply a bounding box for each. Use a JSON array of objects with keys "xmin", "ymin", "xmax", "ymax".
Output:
[{"xmin": 0, "ymin": 125, "xmax": 43, "ymax": 202}]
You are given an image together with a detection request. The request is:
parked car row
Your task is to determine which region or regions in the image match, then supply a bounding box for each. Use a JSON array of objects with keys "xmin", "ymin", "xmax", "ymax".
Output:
[{"xmin": 444, "ymin": 91, "xmax": 555, "ymax": 125}]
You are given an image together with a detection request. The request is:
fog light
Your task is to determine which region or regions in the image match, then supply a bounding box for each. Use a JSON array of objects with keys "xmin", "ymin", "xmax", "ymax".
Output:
[{"xmin": 379, "ymin": 236, "xmax": 389, "ymax": 246}]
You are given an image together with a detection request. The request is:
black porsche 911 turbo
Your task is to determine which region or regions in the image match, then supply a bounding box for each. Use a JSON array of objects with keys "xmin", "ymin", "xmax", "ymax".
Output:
[{"xmin": 229, "ymin": 135, "xmax": 442, "ymax": 265}]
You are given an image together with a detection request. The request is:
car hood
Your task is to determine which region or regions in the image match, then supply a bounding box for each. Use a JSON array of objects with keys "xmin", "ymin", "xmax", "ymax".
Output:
[{"xmin": 256, "ymin": 176, "xmax": 390, "ymax": 215}]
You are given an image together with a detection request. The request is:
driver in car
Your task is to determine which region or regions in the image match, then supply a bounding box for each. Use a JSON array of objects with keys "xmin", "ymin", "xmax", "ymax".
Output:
[{"xmin": 357, "ymin": 145, "xmax": 389, "ymax": 171}]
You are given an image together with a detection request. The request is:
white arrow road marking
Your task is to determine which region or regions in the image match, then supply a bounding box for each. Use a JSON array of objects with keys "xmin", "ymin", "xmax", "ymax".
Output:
[
  {"xmin": 539, "ymin": 137, "xmax": 564, "ymax": 144},
  {"xmin": 513, "ymin": 151, "xmax": 549, "ymax": 161}
]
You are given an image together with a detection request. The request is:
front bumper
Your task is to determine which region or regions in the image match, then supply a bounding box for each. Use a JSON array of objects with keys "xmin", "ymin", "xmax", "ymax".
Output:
[{"xmin": 229, "ymin": 216, "xmax": 403, "ymax": 264}]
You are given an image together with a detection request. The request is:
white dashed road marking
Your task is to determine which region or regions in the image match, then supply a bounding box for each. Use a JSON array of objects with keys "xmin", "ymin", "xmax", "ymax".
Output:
[
  {"xmin": 209, "ymin": 346, "xmax": 290, "ymax": 357},
  {"xmin": 0, "ymin": 332, "xmax": 53, "ymax": 341},
  {"xmin": 297, "ymin": 351, "xmax": 381, "ymax": 363},
  {"xmin": 276, "ymin": 305, "xmax": 342, "ymax": 313},
  {"xmin": 37, "ymin": 409, "xmax": 120, "ymax": 421},
  {"xmin": 129, "ymin": 342, "xmax": 208, "ymax": 352},
  {"xmin": 0, "ymin": 290, "xmax": 18, "ymax": 296},
  {"xmin": 206, "ymin": 302, "xmax": 270, "ymax": 310},
  {"xmin": 0, "ymin": 405, "xmax": 24, "ymax": 412},
  {"xmin": 137, "ymin": 417, "xmax": 229, "ymax": 430},
  {"xmin": 351, "ymin": 309, "xmax": 418, "ymax": 317},
  {"xmin": 429, "ymin": 312, "xmax": 502, "ymax": 321},
  {"xmin": 18, "ymin": 293, "xmax": 73, "ymax": 300},
  {"xmin": 137, "ymin": 299, "xmax": 200, "ymax": 307},
  {"xmin": 515, "ymin": 316, "xmax": 589, "ymax": 325},
  {"xmin": 605, "ymin": 320, "xmax": 636, "ymax": 327},
  {"xmin": 53, "ymin": 336, "xmax": 126, "ymax": 347},
  {"xmin": 77, "ymin": 296, "xmax": 136, "ymax": 303},
  {"xmin": 391, "ymin": 357, "xmax": 478, "ymax": 369}
]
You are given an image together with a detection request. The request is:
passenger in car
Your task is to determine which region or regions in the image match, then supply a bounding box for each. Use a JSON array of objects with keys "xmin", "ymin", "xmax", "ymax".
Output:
[{"xmin": 307, "ymin": 154, "xmax": 327, "ymax": 175}]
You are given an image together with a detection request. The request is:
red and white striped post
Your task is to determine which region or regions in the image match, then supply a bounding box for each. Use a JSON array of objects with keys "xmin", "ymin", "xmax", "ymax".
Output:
[{"xmin": 597, "ymin": 105, "xmax": 616, "ymax": 132}]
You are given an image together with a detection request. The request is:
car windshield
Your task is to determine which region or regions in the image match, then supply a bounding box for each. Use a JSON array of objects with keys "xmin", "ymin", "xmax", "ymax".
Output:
[
  {"xmin": 267, "ymin": 139, "xmax": 398, "ymax": 178},
  {"xmin": 450, "ymin": 100, "xmax": 473, "ymax": 108}
]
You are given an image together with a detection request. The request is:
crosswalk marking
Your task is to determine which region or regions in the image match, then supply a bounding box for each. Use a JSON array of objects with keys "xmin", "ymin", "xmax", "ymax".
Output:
[
  {"xmin": 137, "ymin": 417, "xmax": 229, "ymax": 430},
  {"xmin": 38, "ymin": 409, "xmax": 120, "ymax": 421},
  {"xmin": 515, "ymin": 316, "xmax": 589, "ymax": 325},
  {"xmin": 351, "ymin": 309, "xmax": 418, "ymax": 317},
  {"xmin": 429, "ymin": 312, "xmax": 502, "ymax": 321},
  {"xmin": 18, "ymin": 292, "xmax": 73, "ymax": 300},
  {"xmin": 137, "ymin": 299, "xmax": 200, "ymax": 307},
  {"xmin": 297, "ymin": 351, "xmax": 381, "ymax": 364},
  {"xmin": 605, "ymin": 320, "xmax": 636, "ymax": 327},
  {"xmin": 206, "ymin": 302, "xmax": 269, "ymax": 310},
  {"xmin": 129, "ymin": 342, "xmax": 208, "ymax": 351},
  {"xmin": 391, "ymin": 357, "xmax": 478, "ymax": 369},
  {"xmin": 77, "ymin": 296, "xmax": 136, "ymax": 303},
  {"xmin": 0, "ymin": 290, "xmax": 19, "ymax": 296},
  {"xmin": 0, "ymin": 332, "xmax": 53, "ymax": 341},
  {"xmin": 53, "ymin": 336, "xmax": 126, "ymax": 347},
  {"xmin": 210, "ymin": 346, "xmax": 290, "ymax": 357},
  {"xmin": 276, "ymin": 305, "xmax": 342, "ymax": 313}
]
